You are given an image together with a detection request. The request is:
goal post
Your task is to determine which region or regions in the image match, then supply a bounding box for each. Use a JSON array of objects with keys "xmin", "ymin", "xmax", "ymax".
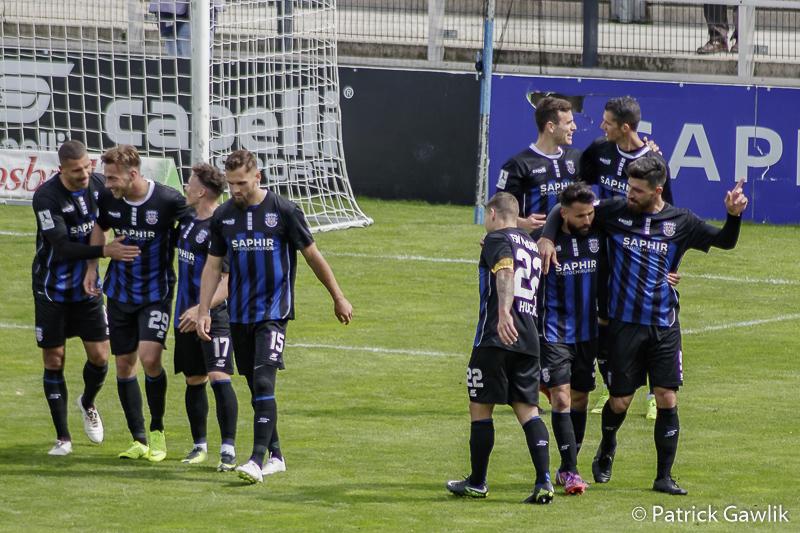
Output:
[{"xmin": 0, "ymin": 0, "xmax": 372, "ymax": 232}]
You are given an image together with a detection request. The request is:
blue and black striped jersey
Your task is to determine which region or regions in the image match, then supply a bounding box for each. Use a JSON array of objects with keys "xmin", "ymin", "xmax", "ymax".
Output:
[
  {"xmin": 540, "ymin": 230, "xmax": 602, "ymax": 343},
  {"xmin": 31, "ymin": 173, "xmax": 105, "ymax": 302},
  {"xmin": 593, "ymin": 199, "xmax": 720, "ymax": 326},
  {"xmin": 579, "ymin": 138, "xmax": 674, "ymax": 204},
  {"xmin": 208, "ymin": 191, "xmax": 314, "ymax": 324},
  {"xmin": 174, "ymin": 212, "xmax": 230, "ymax": 327},
  {"xmin": 496, "ymin": 144, "xmax": 582, "ymax": 219},
  {"xmin": 96, "ymin": 180, "xmax": 188, "ymax": 305},
  {"xmin": 474, "ymin": 228, "xmax": 542, "ymax": 355}
]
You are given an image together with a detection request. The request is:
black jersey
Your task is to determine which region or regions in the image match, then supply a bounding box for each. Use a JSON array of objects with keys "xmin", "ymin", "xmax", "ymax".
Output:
[
  {"xmin": 579, "ymin": 138, "xmax": 674, "ymax": 204},
  {"xmin": 496, "ymin": 144, "xmax": 581, "ymax": 218},
  {"xmin": 591, "ymin": 198, "xmax": 722, "ymax": 327},
  {"xmin": 31, "ymin": 173, "xmax": 105, "ymax": 303},
  {"xmin": 96, "ymin": 180, "xmax": 188, "ymax": 305},
  {"xmin": 473, "ymin": 228, "xmax": 542, "ymax": 355},
  {"xmin": 174, "ymin": 211, "xmax": 229, "ymax": 326},
  {"xmin": 540, "ymin": 229, "xmax": 602, "ymax": 344},
  {"xmin": 208, "ymin": 191, "xmax": 314, "ymax": 324}
]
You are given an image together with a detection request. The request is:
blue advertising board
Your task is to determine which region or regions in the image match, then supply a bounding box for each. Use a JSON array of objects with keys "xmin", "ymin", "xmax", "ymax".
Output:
[{"xmin": 488, "ymin": 75, "xmax": 800, "ymax": 224}]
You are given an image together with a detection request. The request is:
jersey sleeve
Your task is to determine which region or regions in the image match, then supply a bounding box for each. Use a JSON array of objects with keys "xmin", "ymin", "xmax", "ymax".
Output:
[
  {"xmin": 208, "ymin": 211, "xmax": 228, "ymax": 257},
  {"xmin": 578, "ymin": 141, "xmax": 601, "ymax": 185},
  {"xmin": 32, "ymin": 190, "xmax": 68, "ymax": 241},
  {"xmin": 591, "ymin": 198, "xmax": 624, "ymax": 228},
  {"xmin": 495, "ymin": 158, "xmax": 527, "ymax": 215},
  {"xmin": 170, "ymin": 187, "xmax": 191, "ymax": 224},
  {"xmin": 95, "ymin": 189, "xmax": 112, "ymax": 230},
  {"xmin": 482, "ymin": 232, "xmax": 514, "ymax": 271},
  {"xmin": 285, "ymin": 202, "xmax": 314, "ymax": 250},
  {"xmin": 683, "ymin": 210, "xmax": 727, "ymax": 252}
]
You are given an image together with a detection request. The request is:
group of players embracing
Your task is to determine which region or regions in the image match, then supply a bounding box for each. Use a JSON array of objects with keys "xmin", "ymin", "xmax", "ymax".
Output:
[
  {"xmin": 32, "ymin": 141, "xmax": 351, "ymax": 485},
  {"xmin": 447, "ymin": 96, "xmax": 748, "ymax": 503}
]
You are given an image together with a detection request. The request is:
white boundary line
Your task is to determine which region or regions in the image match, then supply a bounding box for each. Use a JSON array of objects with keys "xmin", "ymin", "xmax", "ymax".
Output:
[
  {"xmin": 0, "ymin": 231, "xmax": 34, "ymax": 237},
  {"xmin": 682, "ymin": 313, "xmax": 800, "ymax": 335}
]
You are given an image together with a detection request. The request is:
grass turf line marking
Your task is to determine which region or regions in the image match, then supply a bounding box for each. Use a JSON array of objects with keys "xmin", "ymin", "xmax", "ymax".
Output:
[
  {"xmin": 682, "ymin": 313, "xmax": 800, "ymax": 335},
  {"xmin": 0, "ymin": 231, "xmax": 35, "ymax": 237},
  {"xmin": 325, "ymin": 251, "xmax": 799, "ymax": 285}
]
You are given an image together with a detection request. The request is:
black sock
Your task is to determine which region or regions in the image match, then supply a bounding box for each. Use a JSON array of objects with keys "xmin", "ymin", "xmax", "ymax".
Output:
[
  {"xmin": 571, "ymin": 409, "xmax": 588, "ymax": 455},
  {"xmin": 654, "ymin": 407, "xmax": 680, "ymax": 479},
  {"xmin": 551, "ymin": 411, "xmax": 577, "ymax": 472},
  {"xmin": 145, "ymin": 370, "xmax": 167, "ymax": 432},
  {"xmin": 185, "ymin": 383, "xmax": 208, "ymax": 445},
  {"xmin": 250, "ymin": 397, "xmax": 277, "ymax": 468},
  {"xmin": 44, "ymin": 369, "xmax": 70, "ymax": 440},
  {"xmin": 117, "ymin": 377, "xmax": 146, "ymax": 443},
  {"xmin": 268, "ymin": 426, "xmax": 282, "ymax": 459},
  {"xmin": 522, "ymin": 417, "xmax": 551, "ymax": 484},
  {"xmin": 81, "ymin": 361, "xmax": 107, "ymax": 408},
  {"xmin": 599, "ymin": 401, "xmax": 627, "ymax": 456},
  {"xmin": 211, "ymin": 379, "xmax": 238, "ymax": 446},
  {"xmin": 468, "ymin": 418, "xmax": 494, "ymax": 486}
]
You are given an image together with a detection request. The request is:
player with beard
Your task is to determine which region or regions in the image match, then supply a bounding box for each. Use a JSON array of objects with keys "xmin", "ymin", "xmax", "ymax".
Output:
[
  {"xmin": 538, "ymin": 155, "xmax": 747, "ymax": 495},
  {"xmin": 197, "ymin": 149, "xmax": 353, "ymax": 484}
]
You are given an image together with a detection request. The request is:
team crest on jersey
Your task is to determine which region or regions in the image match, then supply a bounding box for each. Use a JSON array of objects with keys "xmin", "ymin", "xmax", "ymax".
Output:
[
  {"xmin": 566, "ymin": 160, "xmax": 576, "ymax": 175},
  {"xmin": 662, "ymin": 221, "xmax": 676, "ymax": 237},
  {"xmin": 265, "ymin": 212, "xmax": 279, "ymax": 228},
  {"xmin": 195, "ymin": 229, "xmax": 209, "ymax": 244},
  {"xmin": 145, "ymin": 210, "xmax": 159, "ymax": 225},
  {"xmin": 589, "ymin": 238, "xmax": 600, "ymax": 253}
]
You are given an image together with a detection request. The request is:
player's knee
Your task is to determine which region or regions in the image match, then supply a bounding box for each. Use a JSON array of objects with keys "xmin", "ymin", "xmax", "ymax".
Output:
[
  {"xmin": 252, "ymin": 367, "xmax": 276, "ymax": 397},
  {"xmin": 653, "ymin": 387, "xmax": 677, "ymax": 408},
  {"xmin": 549, "ymin": 386, "xmax": 571, "ymax": 411},
  {"xmin": 84, "ymin": 341, "xmax": 109, "ymax": 366},
  {"xmin": 609, "ymin": 394, "xmax": 633, "ymax": 413},
  {"xmin": 571, "ymin": 391, "xmax": 590, "ymax": 411},
  {"xmin": 42, "ymin": 347, "xmax": 65, "ymax": 370}
]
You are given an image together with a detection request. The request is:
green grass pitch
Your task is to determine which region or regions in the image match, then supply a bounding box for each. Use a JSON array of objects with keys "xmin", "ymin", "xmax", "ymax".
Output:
[{"xmin": 0, "ymin": 199, "xmax": 797, "ymax": 531}]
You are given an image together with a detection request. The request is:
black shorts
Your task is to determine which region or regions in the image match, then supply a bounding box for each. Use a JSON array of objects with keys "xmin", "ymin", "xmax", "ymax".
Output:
[
  {"xmin": 605, "ymin": 319, "xmax": 683, "ymax": 397},
  {"xmin": 230, "ymin": 320, "xmax": 287, "ymax": 376},
  {"xmin": 467, "ymin": 346, "xmax": 540, "ymax": 406},
  {"xmin": 173, "ymin": 308, "xmax": 233, "ymax": 376},
  {"xmin": 34, "ymin": 296, "xmax": 108, "ymax": 349},
  {"xmin": 107, "ymin": 297, "xmax": 172, "ymax": 356},
  {"xmin": 540, "ymin": 338, "xmax": 598, "ymax": 393}
]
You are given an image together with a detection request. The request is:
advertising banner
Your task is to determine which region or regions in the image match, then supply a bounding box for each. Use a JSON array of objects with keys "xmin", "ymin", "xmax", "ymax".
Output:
[{"xmin": 489, "ymin": 75, "xmax": 800, "ymax": 224}]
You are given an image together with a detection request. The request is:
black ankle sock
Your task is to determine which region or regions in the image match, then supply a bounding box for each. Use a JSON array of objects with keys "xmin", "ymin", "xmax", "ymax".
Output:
[
  {"xmin": 552, "ymin": 411, "xmax": 577, "ymax": 472},
  {"xmin": 600, "ymin": 401, "xmax": 627, "ymax": 455},
  {"xmin": 250, "ymin": 397, "xmax": 277, "ymax": 468},
  {"xmin": 654, "ymin": 406, "xmax": 680, "ymax": 479},
  {"xmin": 145, "ymin": 370, "xmax": 167, "ymax": 432},
  {"xmin": 268, "ymin": 426, "xmax": 282, "ymax": 459},
  {"xmin": 44, "ymin": 369, "xmax": 70, "ymax": 440},
  {"xmin": 117, "ymin": 377, "xmax": 146, "ymax": 443},
  {"xmin": 468, "ymin": 418, "xmax": 494, "ymax": 486},
  {"xmin": 211, "ymin": 380, "xmax": 238, "ymax": 445},
  {"xmin": 522, "ymin": 416, "xmax": 551, "ymax": 484},
  {"xmin": 571, "ymin": 409, "xmax": 588, "ymax": 455},
  {"xmin": 185, "ymin": 382, "xmax": 208, "ymax": 445},
  {"xmin": 81, "ymin": 361, "xmax": 107, "ymax": 408}
]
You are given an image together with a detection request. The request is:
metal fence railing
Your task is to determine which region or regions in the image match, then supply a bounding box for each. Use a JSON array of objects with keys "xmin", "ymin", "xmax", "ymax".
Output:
[{"xmin": 336, "ymin": 0, "xmax": 800, "ymax": 81}]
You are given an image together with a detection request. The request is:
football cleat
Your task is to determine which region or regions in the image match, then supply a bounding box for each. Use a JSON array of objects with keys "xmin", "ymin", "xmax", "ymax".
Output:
[
  {"xmin": 445, "ymin": 477, "xmax": 488, "ymax": 498},
  {"xmin": 262, "ymin": 456, "xmax": 286, "ymax": 476},
  {"xmin": 119, "ymin": 441, "xmax": 149, "ymax": 460},
  {"xmin": 181, "ymin": 446, "xmax": 208, "ymax": 464},
  {"xmin": 217, "ymin": 453, "xmax": 237, "ymax": 472},
  {"xmin": 592, "ymin": 447, "xmax": 616, "ymax": 483},
  {"xmin": 76, "ymin": 395, "xmax": 104, "ymax": 444},
  {"xmin": 236, "ymin": 460, "xmax": 264, "ymax": 484},
  {"xmin": 646, "ymin": 396, "xmax": 658, "ymax": 421},
  {"xmin": 147, "ymin": 430, "xmax": 167, "ymax": 462},
  {"xmin": 523, "ymin": 481, "xmax": 555, "ymax": 504},
  {"xmin": 562, "ymin": 471, "xmax": 588, "ymax": 495},
  {"xmin": 653, "ymin": 476, "xmax": 688, "ymax": 495},
  {"xmin": 48, "ymin": 439, "xmax": 73, "ymax": 456}
]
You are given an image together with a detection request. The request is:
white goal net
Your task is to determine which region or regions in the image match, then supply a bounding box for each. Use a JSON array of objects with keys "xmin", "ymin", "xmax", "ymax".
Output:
[{"xmin": 0, "ymin": 0, "xmax": 371, "ymax": 232}]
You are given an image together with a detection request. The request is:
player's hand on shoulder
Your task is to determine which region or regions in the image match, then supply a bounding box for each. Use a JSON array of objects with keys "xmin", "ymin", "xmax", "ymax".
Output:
[
  {"xmin": 725, "ymin": 178, "xmax": 748, "ymax": 216},
  {"xmin": 103, "ymin": 236, "xmax": 140, "ymax": 262},
  {"xmin": 519, "ymin": 213, "xmax": 546, "ymax": 232},
  {"xmin": 333, "ymin": 295, "xmax": 353, "ymax": 325},
  {"xmin": 643, "ymin": 136, "xmax": 662, "ymax": 155},
  {"xmin": 536, "ymin": 237, "xmax": 559, "ymax": 275}
]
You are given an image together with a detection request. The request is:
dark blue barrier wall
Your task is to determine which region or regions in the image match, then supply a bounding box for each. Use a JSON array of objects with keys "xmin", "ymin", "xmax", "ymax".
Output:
[{"xmin": 488, "ymin": 75, "xmax": 800, "ymax": 224}]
